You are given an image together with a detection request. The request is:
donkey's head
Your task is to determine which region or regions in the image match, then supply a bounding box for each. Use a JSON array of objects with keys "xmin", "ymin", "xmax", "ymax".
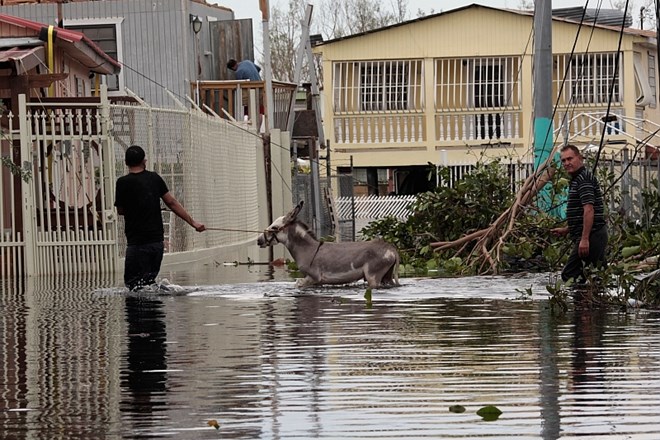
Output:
[{"xmin": 257, "ymin": 201, "xmax": 304, "ymax": 248}]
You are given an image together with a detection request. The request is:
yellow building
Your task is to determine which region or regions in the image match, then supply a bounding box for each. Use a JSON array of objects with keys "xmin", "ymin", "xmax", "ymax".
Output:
[{"xmin": 314, "ymin": 4, "xmax": 659, "ymax": 194}]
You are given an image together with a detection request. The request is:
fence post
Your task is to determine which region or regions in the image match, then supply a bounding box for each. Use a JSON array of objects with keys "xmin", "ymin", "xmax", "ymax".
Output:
[
  {"xmin": 310, "ymin": 138, "xmax": 321, "ymax": 235},
  {"xmin": 99, "ymin": 85, "xmax": 119, "ymax": 272},
  {"xmin": 18, "ymin": 94, "xmax": 36, "ymax": 277},
  {"xmin": 622, "ymin": 147, "xmax": 631, "ymax": 217},
  {"xmin": 263, "ymin": 133, "xmax": 273, "ymax": 262},
  {"xmin": 350, "ymin": 155, "xmax": 356, "ymax": 241}
]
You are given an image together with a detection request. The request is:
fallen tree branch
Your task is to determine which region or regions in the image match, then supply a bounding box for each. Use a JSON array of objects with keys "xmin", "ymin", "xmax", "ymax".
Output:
[{"xmin": 430, "ymin": 163, "xmax": 556, "ymax": 274}]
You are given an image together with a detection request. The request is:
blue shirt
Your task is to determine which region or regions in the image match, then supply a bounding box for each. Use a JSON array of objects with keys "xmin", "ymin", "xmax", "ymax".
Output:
[{"xmin": 235, "ymin": 60, "xmax": 262, "ymax": 81}]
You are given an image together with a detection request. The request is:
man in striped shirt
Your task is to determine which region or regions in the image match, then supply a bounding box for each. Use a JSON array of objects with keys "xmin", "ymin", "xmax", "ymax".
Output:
[{"xmin": 551, "ymin": 144, "xmax": 608, "ymax": 283}]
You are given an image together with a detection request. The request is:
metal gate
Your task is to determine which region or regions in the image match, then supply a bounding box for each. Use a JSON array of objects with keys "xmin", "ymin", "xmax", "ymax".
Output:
[{"xmin": 1, "ymin": 91, "xmax": 118, "ymax": 278}]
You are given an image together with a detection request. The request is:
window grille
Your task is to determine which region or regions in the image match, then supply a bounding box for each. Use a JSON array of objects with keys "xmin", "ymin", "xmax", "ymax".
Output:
[
  {"xmin": 555, "ymin": 52, "xmax": 620, "ymax": 105},
  {"xmin": 333, "ymin": 60, "xmax": 423, "ymax": 113},
  {"xmin": 435, "ymin": 57, "xmax": 520, "ymax": 111},
  {"xmin": 360, "ymin": 61, "xmax": 409, "ymax": 111}
]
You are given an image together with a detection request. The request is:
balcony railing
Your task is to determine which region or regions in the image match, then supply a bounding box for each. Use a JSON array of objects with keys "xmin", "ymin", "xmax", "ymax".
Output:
[
  {"xmin": 553, "ymin": 108, "xmax": 626, "ymax": 142},
  {"xmin": 192, "ymin": 80, "xmax": 297, "ymax": 131},
  {"xmin": 435, "ymin": 111, "xmax": 521, "ymax": 142},
  {"xmin": 334, "ymin": 113, "xmax": 426, "ymax": 144}
]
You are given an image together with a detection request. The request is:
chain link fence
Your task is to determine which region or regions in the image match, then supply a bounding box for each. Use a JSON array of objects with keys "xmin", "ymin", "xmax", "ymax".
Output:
[{"xmin": 111, "ymin": 105, "xmax": 261, "ymax": 257}]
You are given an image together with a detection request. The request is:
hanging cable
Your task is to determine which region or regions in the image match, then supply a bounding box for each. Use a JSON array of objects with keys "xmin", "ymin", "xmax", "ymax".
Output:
[{"xmin": 591, "ymin": 0, "xmax": 631, "ymax": 172}]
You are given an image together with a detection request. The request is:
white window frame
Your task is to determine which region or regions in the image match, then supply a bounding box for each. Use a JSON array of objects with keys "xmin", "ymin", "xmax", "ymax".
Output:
[{"xmin": 63, "ymin": 17, "xmax": 125, "ymax": 96}]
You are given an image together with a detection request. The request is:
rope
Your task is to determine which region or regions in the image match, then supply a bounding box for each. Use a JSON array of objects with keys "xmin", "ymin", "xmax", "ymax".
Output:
[{"xmin": 205, "ymin": 227, "xmax": 263, "ymax": 233}]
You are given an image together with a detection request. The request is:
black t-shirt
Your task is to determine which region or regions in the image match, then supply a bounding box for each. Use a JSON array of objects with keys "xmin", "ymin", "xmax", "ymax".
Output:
[{"xmin": 115, "ymin": 170, "xmax": 169, "ymax": 245}]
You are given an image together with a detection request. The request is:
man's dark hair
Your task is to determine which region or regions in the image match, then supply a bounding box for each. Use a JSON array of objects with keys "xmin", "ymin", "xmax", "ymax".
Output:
[
  {"xmin": 227, "ymin": 59, "xmax": 237, "ymax": 70},
  {"xmin": 560, "ymin": 144, "xmax": 581, "ymax": 156},
  {"xmin": 125, "ymin": 145, "xmax": 145, "ymax": 167}
]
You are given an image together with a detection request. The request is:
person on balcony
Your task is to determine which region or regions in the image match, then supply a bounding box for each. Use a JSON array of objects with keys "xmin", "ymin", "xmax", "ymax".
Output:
[
  {"xmin": 227, "ymin": 59, "xmax": 264, "ymax": 117},
  {"xmin": 550, "ymin": 144, "xmax": 608, "ymax": 283},
  {"xmin": 227, "ymin": 59, "xmax": 262, "ymax": 81},
  {"xmin": 115, "ymin": 145, "xmax": 206, "ymax": 291}
]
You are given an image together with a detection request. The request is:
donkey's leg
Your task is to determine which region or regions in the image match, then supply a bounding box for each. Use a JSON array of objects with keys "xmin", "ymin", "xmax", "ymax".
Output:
[
  {"xmin": 364, "ymin": 270, "xmax": 382, "ymax": 288},
  {"xmin": 296, "ymin": 276, "xmax": 318, "ymax": 288}
]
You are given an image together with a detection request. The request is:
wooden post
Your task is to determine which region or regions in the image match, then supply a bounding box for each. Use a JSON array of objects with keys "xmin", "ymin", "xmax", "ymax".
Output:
[
  {"xmin": 263, "ymin": 133, "xmax": 273, "ymax": 262},
  {"xmin": 10, "ymin": 76, "xmax": 29, "ymax": 237}
]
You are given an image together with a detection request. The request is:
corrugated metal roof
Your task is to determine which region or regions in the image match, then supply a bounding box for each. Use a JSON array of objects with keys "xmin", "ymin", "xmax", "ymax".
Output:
[{"xmin": 552, "ymin": 7, "xmax": 633, "ymax": 27}]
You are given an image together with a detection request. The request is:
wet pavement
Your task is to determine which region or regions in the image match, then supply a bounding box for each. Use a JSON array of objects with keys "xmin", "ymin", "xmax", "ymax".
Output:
[{"xmin": 1, "ymin": 267, "xmax": 660, "ymax": 439}]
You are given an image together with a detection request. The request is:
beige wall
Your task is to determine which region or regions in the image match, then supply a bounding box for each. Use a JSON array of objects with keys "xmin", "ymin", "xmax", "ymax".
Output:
[{"xmin": 315, "ymin": 6, "xmax": 658, "ymax": 169}]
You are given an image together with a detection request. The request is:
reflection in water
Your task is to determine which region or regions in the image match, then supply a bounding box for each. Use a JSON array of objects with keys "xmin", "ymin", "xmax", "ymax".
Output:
[
  {"xmin": 0, "ymin": 277, "xmax": 28, "ymax": 439},
  {"xmin": 571, "ymin": 298, "xmax": 608, "ymax": 390},
  {"xmin": 0, "ymin": 275, "xmax": 122, "ymax": 439},
  {"xmin": 1, "ymin": 275, "xmax": 660, "ymax": 439},
  {"xmin": 121, "ymin": 294, "xmax": 168, "ymax": 430}
]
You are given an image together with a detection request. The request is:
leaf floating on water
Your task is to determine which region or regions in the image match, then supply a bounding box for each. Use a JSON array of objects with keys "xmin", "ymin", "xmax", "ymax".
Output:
[
  {"xmin": 476, "ymin": 405, "xmax": 502, "ymax": 421},
  {"xmin": 449, "ymin": 405, "xmax": 466, "ymax": 413},
  {"xmin": 207, "ymin": 419, "xmax": 220, "ymax": 429}
]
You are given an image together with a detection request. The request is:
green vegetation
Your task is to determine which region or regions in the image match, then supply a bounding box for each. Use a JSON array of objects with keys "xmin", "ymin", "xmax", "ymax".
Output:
[{"xmin": 361, "ymin": 158, "xmax": 660, "ymax": 309}]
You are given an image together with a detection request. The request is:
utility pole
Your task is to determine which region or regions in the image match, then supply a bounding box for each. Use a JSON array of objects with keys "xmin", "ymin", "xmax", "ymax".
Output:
[
  {"xmin": 287, "ymin": 4, "xmax": 314, "ymax": 134},
  {"xmin": 260, "ymin": 0, "xmax": 274, "ymax": 132},
  {"xmin": 655, "ymin": 0, "xmax": 660, "ymax": 104},
  {"xmin": 534, "ymin": 0, "xmax": 554, "ymax": 212}
]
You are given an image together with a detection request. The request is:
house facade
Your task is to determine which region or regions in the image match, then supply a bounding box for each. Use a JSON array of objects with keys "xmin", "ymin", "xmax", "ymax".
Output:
[
  {"xmin": 0, "ymin": 0, "xmax": 240, "ymax": 107},
  {"xmin": 313, "ymin": 4, "xmax": 660, "ymax": 195}
]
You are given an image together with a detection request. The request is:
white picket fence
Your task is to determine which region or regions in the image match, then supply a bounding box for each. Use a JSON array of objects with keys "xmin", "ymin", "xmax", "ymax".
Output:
[{"xmin": 334, "ymin": 195, "xmax": 416, "ymax": 238}]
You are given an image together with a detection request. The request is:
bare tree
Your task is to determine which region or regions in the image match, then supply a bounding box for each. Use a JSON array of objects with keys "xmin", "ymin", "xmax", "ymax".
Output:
[
  {"xmin": 268, "ymin": 0, "xmax": 306, "ymax": 82},
  {"xmin": 638, "ymin": 0, "xmax": 657, "ymax": 29},
  {"xmin": 267, "ymin": 0, "xmax": 410, "ymax": 81}
]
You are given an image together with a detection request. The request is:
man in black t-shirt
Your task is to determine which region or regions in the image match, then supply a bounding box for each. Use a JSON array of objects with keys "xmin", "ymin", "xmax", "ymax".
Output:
[
  {"xmin": 551, "ymin": 144, "xmax": 608, "ymax": 283},
  {"xmin": 115, "ymin": 145, "xmax": 205, "ymax": 291}
]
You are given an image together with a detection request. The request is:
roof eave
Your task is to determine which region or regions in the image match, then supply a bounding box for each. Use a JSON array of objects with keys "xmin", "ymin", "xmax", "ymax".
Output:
[{"xmin": 67, "ymin": 40, "xmax": 120, "ymax": 75}]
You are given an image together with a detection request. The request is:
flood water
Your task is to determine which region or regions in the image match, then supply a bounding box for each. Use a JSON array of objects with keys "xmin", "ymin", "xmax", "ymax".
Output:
[{"xmin": 1, "ymin": 266, "xmax": 660, "ymax": 439}]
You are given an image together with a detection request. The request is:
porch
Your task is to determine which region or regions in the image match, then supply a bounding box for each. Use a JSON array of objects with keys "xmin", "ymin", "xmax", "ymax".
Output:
[{"xmin": 191, "ymin": 80, "xmax": 297, "ymax": 131}]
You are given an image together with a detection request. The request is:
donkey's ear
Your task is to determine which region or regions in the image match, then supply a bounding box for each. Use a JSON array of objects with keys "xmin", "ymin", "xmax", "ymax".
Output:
[{"xmin": 284, "ymin": 201, "xmax": 303, "ymax": 223}]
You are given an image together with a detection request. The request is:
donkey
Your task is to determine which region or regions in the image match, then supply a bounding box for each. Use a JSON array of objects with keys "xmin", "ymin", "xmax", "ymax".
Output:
[{"xmin": 257, "ymin": 201, "xmax": 400, "ymax": 288}]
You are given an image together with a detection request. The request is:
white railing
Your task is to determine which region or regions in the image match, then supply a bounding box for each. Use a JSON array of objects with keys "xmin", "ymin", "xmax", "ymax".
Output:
[
  {"xmin": 436, "ymin": 111, "xmax": 521, "ymax": 142},
  {"xmin": 334, "ymin": 114, "xmax": 425, "ymax": 144},
  {"xmin": 554, "ymin": 108, "xmax": 626, "ymax": 141}
]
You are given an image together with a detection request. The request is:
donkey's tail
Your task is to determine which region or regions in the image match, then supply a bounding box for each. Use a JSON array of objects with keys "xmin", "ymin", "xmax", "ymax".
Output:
[{"xmin": 392, "ymin": 251, "xmax": 400, "ymax": 286}]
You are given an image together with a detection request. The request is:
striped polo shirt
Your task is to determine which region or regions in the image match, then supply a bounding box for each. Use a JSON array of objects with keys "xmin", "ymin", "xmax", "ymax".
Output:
[{"xmin": 566, "ymin": 166, "xmax": 606, "ymax": 240}]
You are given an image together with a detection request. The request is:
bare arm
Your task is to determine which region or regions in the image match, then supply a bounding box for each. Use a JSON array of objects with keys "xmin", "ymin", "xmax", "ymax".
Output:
[
  {"xmin": 162, "ymin": 192, "xmax": 206, "ymax": 232},
  {"xmin": 579, "ymin": 204, "xmax": 594, "ymax": 257},
  {"xmin": 550, "ymin": 226, "xmax": 569, "ymax": 237}
]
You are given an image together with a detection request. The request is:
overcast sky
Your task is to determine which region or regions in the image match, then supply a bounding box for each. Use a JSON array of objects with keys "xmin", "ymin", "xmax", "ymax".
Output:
[{"xmin": 208, "ymin": 0, "xmax": 623, "ymax": 56}]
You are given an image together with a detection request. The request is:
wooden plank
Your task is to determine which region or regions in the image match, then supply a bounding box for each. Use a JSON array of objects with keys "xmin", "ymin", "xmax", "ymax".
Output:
[{"xmin": 0, "ymin": 73, "xmax": 68, "ymax": 90}]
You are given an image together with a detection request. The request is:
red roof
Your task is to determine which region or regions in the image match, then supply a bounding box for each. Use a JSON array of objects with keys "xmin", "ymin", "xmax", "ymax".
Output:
[{"xmin": 0, "ymin": 13, "xmax": 121, "ymax": 71}]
